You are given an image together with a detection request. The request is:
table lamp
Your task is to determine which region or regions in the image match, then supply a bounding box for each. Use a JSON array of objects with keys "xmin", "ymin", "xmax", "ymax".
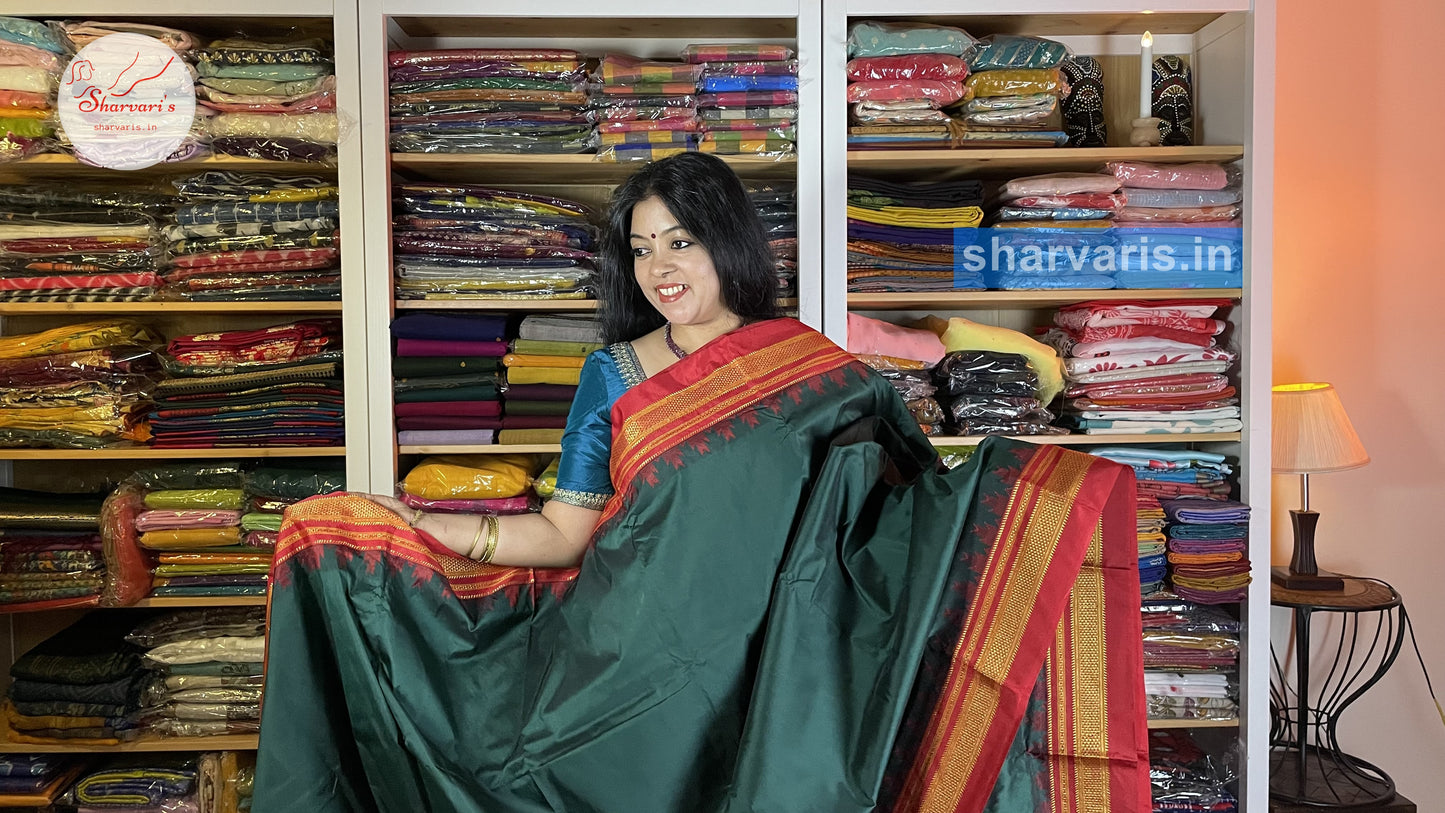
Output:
[{"xmin": 1271, "ymin": 383, "xmax": 1370, "ymax": 590}]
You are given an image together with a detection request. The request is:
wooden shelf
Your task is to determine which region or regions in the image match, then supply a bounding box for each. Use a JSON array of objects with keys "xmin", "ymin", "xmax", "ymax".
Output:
[
  {"xmin": 848, "ymin": 289, "xmax": 1242, "ymax": 311},
  {"xmin": 930, "ymin": 433, "xmax": 1240, "ymax": 447},
  {"xmin": 396, "ymin": 300, "xmax": 599, "ymax": 312},
  {"xmin": 400, "ymin": 444, "xmax": 561, "ymax": 455},
  {"xmin": 0, "ymin": 447, "xmax": 345, "ymax": 461},
  {"xmin": 390, "ymin": 153, "xmax": 797, "ymax": 184},
  {"xmin": 0, "ymin": 731, "xmax": 258, "ymax": 754},
  {"xmin": 1147, "ymin": 718, "xmax": 1240, "ymax": 730},
  {"xmin": 0, "ymin": 302, "xmax": 343, "ymax": 316},
  {"xmin": 847, "ymin": 146, "xmax": 1245, "ymax": 179},
  {"xmin": 3, "ymin": 153, "xmax": 333, "ymax": 178},
  {"xmin": 132, "ymin": 596, "xmax": 267, "ymax": 608}
]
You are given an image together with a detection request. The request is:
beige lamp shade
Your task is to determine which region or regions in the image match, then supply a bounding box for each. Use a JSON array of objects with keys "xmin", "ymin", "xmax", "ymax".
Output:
[{"xmin": 1272, "ymin": 383, "xmax": 1370, "ymax": 474}]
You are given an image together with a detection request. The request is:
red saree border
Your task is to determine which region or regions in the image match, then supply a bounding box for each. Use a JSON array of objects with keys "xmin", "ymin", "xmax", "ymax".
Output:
[
  {"xmin": 601, "ymin": 318, "xmax": 854, "ymax": 526},
  {"xmin": 893, "ymin": 445, "xmax": 1140, "ymax": 813},
  {"xmin": 272, "ymin": 494, "xmax": 577, "ymax": 602}
]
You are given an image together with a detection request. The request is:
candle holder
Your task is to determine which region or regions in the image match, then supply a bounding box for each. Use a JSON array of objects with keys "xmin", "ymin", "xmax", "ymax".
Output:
[{"xmin": 1129, "ymin": 117, "xmax": 1163, "ymax": 147}]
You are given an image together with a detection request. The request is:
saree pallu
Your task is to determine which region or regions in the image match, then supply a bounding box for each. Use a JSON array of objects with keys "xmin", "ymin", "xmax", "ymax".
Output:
[{"xmin": 255, "ymin": 318, "xmax": 1147, "ymax": 812}]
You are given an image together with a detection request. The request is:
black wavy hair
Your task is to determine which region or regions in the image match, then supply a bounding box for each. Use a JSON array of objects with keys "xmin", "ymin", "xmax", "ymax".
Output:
[{"xmin": 596, "ymin": 152, "xmax": 780, "ymax": 344}]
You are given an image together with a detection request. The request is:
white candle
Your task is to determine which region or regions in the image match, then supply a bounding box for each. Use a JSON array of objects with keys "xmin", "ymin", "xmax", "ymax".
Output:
[{"xmin": 1140, "ymin": 31, "xmax": 1154, "ymax": 118}]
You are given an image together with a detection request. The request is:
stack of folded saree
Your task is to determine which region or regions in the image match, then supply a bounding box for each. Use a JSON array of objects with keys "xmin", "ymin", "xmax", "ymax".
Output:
[
  {"xmin": 748, "ymin": 183, "xmax": 798, "ymax": 299},
  {"xmin": 127, "ymin": 609, "xmax": 267, "ymax": 737},
  {"xmin": 165, "ymin": 172, "xmax": 341, "ymax": 301},
  {"xmin": 981, "ymin": 172, "xmax": 1122, "ymax": 289},
  {"xmin": 1044, "ymin": 299, "xmax": 1241, "ymax": 435},
  {"xmin": 400, "ymin": 454, "xmax": 545, "ymax": 522},
  {"xmin": 501, "ymin": 330, "xmax": 599, "ymax": 446},
  {"xmin": 392, "ymin": 313, "xmax": 507, "ymax": 446},
  {"xmin": 0, "ymin": 212, "xmax": 164, "ymax": 303},
  {"xmin": 846, "ymin": 176, "xmax": 985, "ymax": 291},
  {"xmin": 389, "ymin": 48, "xmax": 592, "ymax": 154},
  {"xmin": 846, "ymin": 314, "xmax": 947, "ymax": 436},
  {"xmin": 687, "ymin": 43, "xmax": 797, "ymax": 158},
  {"xmin": 53, "ymin": 756, "xmax": 199, "ymax": 810},
  {"xmin": 845, "ymin": 21, "xmax": 973, "ymax": 149},
  {"xmin": 149, "ymin": 319, "xmax": 344, "ymax": 448},
  {"xmin": 1163, "ymin": 499, "xmax": 1251, "ymax": 604},
  {"xmin": 4, "ymin": 614, "xmax": 147, "ymax": 745},
  {"xmin": 953, "ymin": 36, "xmax": 1069, "ymax": 147},
  {"xmin": 197, "ymin": 37, "xmax": 338, "ymax": 163},
  {"xmin": 0, "ymin": 486, "xmax": 107, "ymax": 610},
  {"xmin": 392, "ymin": 184, "xmax": 597, "ymax": 301},
  {"xmin": 0, "ymin": 320, "xmax": 161, "ymax": 449},
  {"xmin": 593, "ymin": 53, "xmax": 700, "ymax": 162},
  {"xmin": 137, "ymin": 486, "xmax": 262, "ymax": 597},
  {"xmin": 0, "ymin": 753, "xmax": 84, "ymax": 804},
  {"xmin": 0, "ymin": 16, "xmax": 63, "ymax": 161},
  {"xmin": 1148, "ymin": 729, "xmax": 1239, "ymax": 813},
  {"xmin": 1109, "ymin": 161, "xmax": 1244, "ymax": 289},
  {"xmin": 931, "ymin": 350, "xmax": 1065, "ymax": 437},
  {"xmin": 243, "ymin": 464, "xmax": 344, "ymax": 553},
  {"xmin": 1140, "ymin": 597, "xmax": 1240, "ymax": 722},
  {"xmin": 1089, "ymin": 447, "xmax": 1234, "ymax": 595}
]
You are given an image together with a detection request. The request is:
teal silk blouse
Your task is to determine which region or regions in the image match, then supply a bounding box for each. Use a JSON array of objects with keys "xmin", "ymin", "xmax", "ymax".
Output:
[{"xmin": 551, "ymin": 342, "xmax": 647, "ymax": 510}]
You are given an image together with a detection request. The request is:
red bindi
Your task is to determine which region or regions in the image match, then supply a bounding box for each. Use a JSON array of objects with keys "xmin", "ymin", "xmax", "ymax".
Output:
[{"xmin": 650, "ymin": 233, "xmax": 656, "ymax": 239}]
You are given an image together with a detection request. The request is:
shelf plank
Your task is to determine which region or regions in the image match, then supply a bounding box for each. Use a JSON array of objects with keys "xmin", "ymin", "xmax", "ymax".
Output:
[
  {"xmin": 849, "ymin": 289, "xmax": 1241, "ymax": 311},
  {"xmin": 396, "ymin": 300, "xmax": 599, "ymax": 312},
  {"xmin": 132, "ymin": 596, "xmax": 267, "ymax": 608},
  {"xmin": 1147, "ymin": 718, "xmax": 1240, "ymax": 729},
  {"xmin": 847, "ymin": 146, "xmax": 1244, "ymax": 179},
  {"xmin": 0, "ymin": 731, "xmax": 258, "ymax": 754},
  {"xmin": 930, "ymin": 433, "xmax": 1240, "ymax": 447},
  {"xmin": 391, "ymin": 153, "xmax": 797, "ymax": 184},
  {"xmin": 4, "ymin": 154, "xmax": 333, "ymax": 177},
  {"xmin": 400, "ymin": 444, "xmax": 561, "ymax": 455},
  {"xmin": 0, "ymin": 447, "xmax": 345, "ymax": 461},
  {"xmin": 0, "ymin": 302, "xmax": 343, "ymax": 316}
]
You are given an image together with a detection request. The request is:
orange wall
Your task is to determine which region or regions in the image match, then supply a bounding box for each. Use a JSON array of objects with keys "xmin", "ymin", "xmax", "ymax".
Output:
[{"xmin": 1274, "ymin": 0, "xmax": 1445, "ymax": 802}]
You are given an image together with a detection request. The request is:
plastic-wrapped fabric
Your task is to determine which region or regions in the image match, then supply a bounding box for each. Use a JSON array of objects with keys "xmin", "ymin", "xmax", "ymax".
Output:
[
  {"xmin": 197, "ymin": 37, "xmax": 328, "ymax": 66},
  {"xmin": 398, "ymin": 493, "xmax": 535, "ymax": 515},
  {"xmin": 849, "ymin": 100, "xmax": 949, "ymax": 125},
  {"xmin": 844, "ymin": 79, "xmax": 964, "ymax": 105},
  {"xmin": 59, "ymin": 20, "xmax": 198, "ymax": 53},
  {"xmin": 1121, "ymin": 188, "xmax": 1242, "ymax": 208},
  {"xmin": 962, "ymin": 98, "xmax": 1056, "ymax": 126},
  {"xmin": 846, "ymin": 54, "xmax": 968, "ymax": 81},
  {"xmin": 206, "ymin": 113, "xmax": 337, "ymax": 144},
  {"xmin": 965, "ymin": 68, "xmax": 1060, "ymax": 98},
  {"xmin": 967, "ymin": 35, "xmax": 1070, "ymax": 70},
  {"xmin": 595, "ymin": 143, "xmax": 693, "ymax": 162},
  {"xmin": 699, "ymin": 75, "xmax": 798, "ymax": 92},
  {"xmin": 994, "ymin": 205, "xmax": 1114, "ymax": 221},
  {"xmin": 390, "ymin": 48, "xmax": 581, "ymax": 68},
  {"xmin": 700, "ymin": 60, "xmax": 797, "ymax": 77},
  {"xmin": 999, "ymin": 172, "xmax": 1121, "ymax": 200},
  {"xmin": 696, "ymin": 138, "xmax": 793, "ymax": 156},
  {"xmin": 1107, "ymin": 161, "xmax": 1230, "ymax": 191},
  {"xmin": 680, "ymin": 44, "xmax": 793, "ymax": 63},
  {"xmin": 1115, "ymin": 205, "xmax": 1241, "ymax": 223},
  {"xmin": 932, "ymin": 351, "xmax": 1039, "ymax": 398},
  {"xmin": 598, "ymin": 54, "xmax": 701, "ymax": 84},
  {"xmin": 401, "ymin": 454, "xmax": 542, "ymax": 500},
  {"xmin": 210, "ymin": 136, "xmax": 335, "ymax": 163},
  {"xmin": 0, "ymin": 18, "xmax": 66, "ymax": 53},
  {"xmin": 846, "ymin": 21, "xmax": 977, "ymax": 58}
]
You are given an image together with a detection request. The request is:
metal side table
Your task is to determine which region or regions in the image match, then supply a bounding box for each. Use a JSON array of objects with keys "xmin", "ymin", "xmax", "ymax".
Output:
[{"xmin": 1270, "ymin": 577, "xmax": 1405, "ymax": 808}]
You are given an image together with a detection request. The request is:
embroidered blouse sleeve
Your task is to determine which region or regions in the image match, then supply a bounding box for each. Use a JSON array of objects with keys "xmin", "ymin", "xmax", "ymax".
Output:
[{"xmin": 552, "ymin": 351, "xmax": 619, "ymax": 510}]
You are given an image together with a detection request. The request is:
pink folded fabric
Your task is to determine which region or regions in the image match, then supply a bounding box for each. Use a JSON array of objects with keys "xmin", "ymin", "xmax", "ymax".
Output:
[
  {"xmin": 847, "ymin": 313, "xmax": 946, "ymax": 364},
  {"xmin": 244, "ymin": 530, "xmax": 278, "ymax": 549},
  {"xmin": 845, "ymin": 80, "xmax": 965, "ymax": 105},
  {"xmin": 1114, "ymin": 205, "xmax": 1241, "ymax": 223},
  {"xmin": 999, "ymin": 173, "xmax": 1121, "ymax": 200},
  {"xmin": 400, "ymin": 493, "xmax": 535, "ymax": 515},
  {"xmin": 1106, "ymin": 161, "xmax": 1230, "ymax": 190},
  {"xmin": 134, "ymin": 509, "xmax": 243, "ymax": 532},
  {"xmin": 395, "ymin": 339, "xmax": 509, "ymax": 357},
  {"xmin": 393, "ymin": 400, "xmax": 502, "ymax": 418}
]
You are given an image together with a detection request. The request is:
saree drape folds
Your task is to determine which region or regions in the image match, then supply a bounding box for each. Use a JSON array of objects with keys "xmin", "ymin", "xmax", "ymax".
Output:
[{"xmin": 254, "ymin": 318, "xmax": 1147, "ymax": 813}]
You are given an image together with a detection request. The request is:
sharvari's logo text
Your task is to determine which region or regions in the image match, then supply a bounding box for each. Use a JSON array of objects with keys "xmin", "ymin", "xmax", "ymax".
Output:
[{"xmin": 58, "ymin": 33, "xmax": 195, "ymax": 170}]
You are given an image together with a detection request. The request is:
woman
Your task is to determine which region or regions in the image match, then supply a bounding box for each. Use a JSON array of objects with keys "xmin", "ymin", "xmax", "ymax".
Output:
[{"xmin": 255, "ymin": 154, "xmax": 1150, "ymax": 813}]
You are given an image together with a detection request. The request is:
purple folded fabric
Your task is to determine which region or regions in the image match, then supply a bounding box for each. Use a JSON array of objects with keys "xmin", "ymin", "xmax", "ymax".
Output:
[
  {"xmin": 400, "ymin": 493, "xmax": 535, "ymax": 515},
  {"xmin": 395, "ymin": 338, "xmax": 509, "ymax": 357},
  {"xmin": 503, "ymin": 383, "xmax": 579, "ymax": 401},
  {"xmin": 396, "ymin": 429, "xmax": 496, "ymax": 446},
  {"xmin": 135, "ymin": 510, "xmax": 243, "ymax": 532},
  {"xmin": 390, "ymin": 313, "xmax": 508, "ymax": 342},
  {"xmin": 394, "ymin": 400, "xmax": 503, "ymax": 418},
  {"xmin": 396, "ymin": 416, "xmax": 504, "ymax": 431},
  {"xmin": 1171, "ymin": 561, "xmax": 1251, "ymax": 577},
  {"xmin": 1173, "ymin": 585, "xmax": 1249, "ymax": 604},
  {"xmin": 1163, "ymin": 498, "xmax": 1251, "ymax": 524},
  {"xmin": 1167, "ymin": 540, "xmax": 1246, "ymax": 555}
]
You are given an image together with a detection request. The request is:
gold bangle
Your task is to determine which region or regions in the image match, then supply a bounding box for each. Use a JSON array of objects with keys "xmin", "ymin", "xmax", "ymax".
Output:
[
  {"xmin": 477, "ymin": 514, "xmax": 500, "ymax": 564},
  {"xmin": 466, "ymin": 516, "xmax": 488, "ymax": 559}
]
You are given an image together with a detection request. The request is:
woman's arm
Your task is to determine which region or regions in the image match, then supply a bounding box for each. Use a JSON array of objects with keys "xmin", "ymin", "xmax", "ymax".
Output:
[{"xmin": 364, "ymin": 494, "xmax": 601, "ymax": 569}]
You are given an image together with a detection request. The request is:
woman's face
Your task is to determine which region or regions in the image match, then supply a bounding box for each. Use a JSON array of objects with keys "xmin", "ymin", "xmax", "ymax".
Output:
[{"xmin": 628, "ymin": 195, "xmax": 732, "ymax": 327}]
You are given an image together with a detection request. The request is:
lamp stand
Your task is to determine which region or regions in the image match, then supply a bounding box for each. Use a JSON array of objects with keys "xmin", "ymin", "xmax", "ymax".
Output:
[{"xmin": 1272, "ymin": 474, "xmax": 1345, "ymax": 591}]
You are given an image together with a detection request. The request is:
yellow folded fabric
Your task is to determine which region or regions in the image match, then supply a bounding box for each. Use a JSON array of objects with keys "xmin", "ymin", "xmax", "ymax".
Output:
[
  {"xmin": 505, "ymin": 367, "xmax": 583, "ymax": 386},
  {"xmin": 502, "ymin": 353, "xmax": 586, "ymax": 369},
  {"xmin": 912, "ymin": 316, "xmax": 1065, "ymax": 405},
  {"xmin": 845, "ymin": 205, "xmax": 984, "ymax": 229},
  {"xmin": 0, "ymin": 320, "xmax": 160, "ymax": 360},
  {"xmin": 510, "ymin": 339, "xmax": 601, "ymax": 357},
  {"xmin": 144, "ymin": 489, "xmax": 247, "ymax": 510},
  {"xmin": 157, "ymin": 553, "xmax": 273, "ymax": 565},
  {"xmin": 402, "ymin": 454, "xmax": 541, "ymax": 500},
  {"xmin": 6, "ymin": 704, "xmax": 107, "ymax": 731},
  {"xmin": 965, "ymin": 68, "xmax": 1061, "ymax": 98},
  {"xmin": 498, "ymin": 429, "xmax": 565, "ymax": 445},
  {"xmin": 139, "ymin": 527, "xmax": 243, "ymax": 550}
]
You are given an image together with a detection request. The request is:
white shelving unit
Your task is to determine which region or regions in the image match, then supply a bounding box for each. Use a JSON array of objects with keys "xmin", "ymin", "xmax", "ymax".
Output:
[
  {"xmin": 355, "ymin": 0, "xmax": 823, "ymax": 491},
  {"xmin": 821, "ymin": 1, "xmax": 1274, "ymax": 810}
]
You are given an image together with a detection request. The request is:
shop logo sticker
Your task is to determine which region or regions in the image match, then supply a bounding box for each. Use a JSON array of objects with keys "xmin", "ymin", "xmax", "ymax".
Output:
[{"xmin": 58, "ymin": 32, "xmax": 196, "ymax": 170}]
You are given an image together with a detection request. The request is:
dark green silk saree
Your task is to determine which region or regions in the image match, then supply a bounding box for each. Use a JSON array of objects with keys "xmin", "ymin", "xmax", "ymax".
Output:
[{"xmin": 255, "ymin": 318, "xmax": 1149, "ymax": 813}]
